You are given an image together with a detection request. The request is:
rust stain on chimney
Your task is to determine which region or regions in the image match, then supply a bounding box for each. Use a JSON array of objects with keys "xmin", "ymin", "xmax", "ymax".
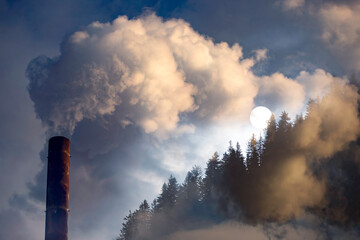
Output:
[{"xmin": 45, "ymin": 136, "xmax": 70, "ymax": 240}]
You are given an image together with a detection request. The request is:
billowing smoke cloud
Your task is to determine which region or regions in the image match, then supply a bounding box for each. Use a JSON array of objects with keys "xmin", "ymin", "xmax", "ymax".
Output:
[
  {"xmin": 294, "ymin": 81, "xmax": 359, "ymax": 158},
  {"xmin": 296, "ymin": 69, "xmax": 336, "ymax": 100},
  {"xmin": 255, "ymin": 68, "xmax": 345, "ymax": 116},
  {"xmin": 27, "ymin": 14, "xmax": 260, "ymax": 138},
  {"xmin": 256, "ymin": 72, "xmax": 306, "ymax": 115},
  {"xmin": 27, "ymin": 14, "xmax": 339, "ymax": 139}
]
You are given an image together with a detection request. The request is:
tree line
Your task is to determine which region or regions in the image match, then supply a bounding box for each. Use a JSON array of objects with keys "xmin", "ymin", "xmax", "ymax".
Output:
[
  {"xmin": 117, "ymin": 101, "xmax": 360, "ymax": 239},
  {"xmin": 117, "ymin": 111, "xmax": 293, "ymax": 239}
]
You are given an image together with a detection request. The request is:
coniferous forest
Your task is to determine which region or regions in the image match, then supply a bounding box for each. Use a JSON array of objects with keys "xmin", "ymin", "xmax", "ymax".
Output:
[{"xmin": 117, "ymin": 92, "xmax": 360, "ymax": 240}]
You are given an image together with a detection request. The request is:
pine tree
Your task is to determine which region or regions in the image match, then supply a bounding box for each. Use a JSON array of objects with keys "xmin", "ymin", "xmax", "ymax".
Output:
[
  {"xmin": 154, "ymin": 176, "xmax": 179, "ymax": 211},
  {"xmin": 118, "ymin": 211, "xmax": 137, "ymax": 240},
  {"xmin": 203, "ymin": 152, "xmax": 221, "ymax": 203},
  {"xmin": 246, "ymin": 134, "xmax": 259, "ymax": 173},
  {"xmin": 222, "ymin": 142, "xmax": 246, "ymax": 179},
  {"xmin": 305, "ymin": 99, "xmax": 316, "ymax": 118},
  {"xmin": 118, "ymin": 200, "xmax": 153, "ymax": 240},
  {"xmin": 236, "ymin": 142, "xmax": 247, "ymax": 175},
  {"xmin": 166, "ymin": 175, "xmax": 179, "ymax": 207},
  {"xmin": 264, "ymin": 114, "xmax": 276, "ymax": 150},
  {"xmin": 257, "ymin": 135, "xmax": 264, "ymax": 166},
  {"xmin": 294, "ymin": 114, "xmax": 304, "ymax": 125},
  {"xmin": 135, "ymin": 200, "xmax": 152, "ymax": 239},
  {"xmin": 221, "ymin": 143, "xmax": 244, "ymax": 182},
  {"xmin": 277, "ymin": 111, "xmax": 292, "ymax": 142},
  {"xmin": 219, "ymin": 142, "xmax": 246, "ymax": 217},
  {"xmin": 181, "ymin": 166, "xmax": 203, "ymax": 202}
]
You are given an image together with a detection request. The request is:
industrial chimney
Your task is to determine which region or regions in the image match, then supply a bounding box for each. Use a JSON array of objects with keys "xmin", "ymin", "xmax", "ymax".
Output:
[{"xmin": 45, "ymin": 136, "xmax": 70, "ymax": 240}]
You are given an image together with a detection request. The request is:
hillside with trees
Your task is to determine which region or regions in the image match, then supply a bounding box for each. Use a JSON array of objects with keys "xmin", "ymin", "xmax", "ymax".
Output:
[{"xmin": 116, "ymin": 98, "xmax": 360, "ymax": 240}]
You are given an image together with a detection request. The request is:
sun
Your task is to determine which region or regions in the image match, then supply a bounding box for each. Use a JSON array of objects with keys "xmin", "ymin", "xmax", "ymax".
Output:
[{"xmin": 250, "ymin": 106, "xmax": 272, "ymax": 129}]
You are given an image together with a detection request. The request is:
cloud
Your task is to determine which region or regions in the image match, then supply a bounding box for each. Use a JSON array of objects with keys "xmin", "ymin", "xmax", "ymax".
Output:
[
  {"xmin": 281, "ymin": 0, "xmax": 305, "ymax": 10},
  {"xmin": 256, "ymin": 72, "xmax": 305, "ymax": 115},
  {"xmin": 131, "ymin": 76, "xmax": 360, "ymax": 239},
  {"xmin": 318, "ymin": 2, "xmax": 360, "ymax": 71},
  {"xmin": 1, "ymin": 0, "xmax": 357, "ymax": 239},
  {"xmin": 254, "ymin": 48, "xmax": 268, "ymax": 61},
  {"xmin": 255, "ymin": 69, "xmax": 343, "ymax": 116},
  {"xmin": 27, "ymin": 14, "xmax": 345, "ymax": 139},
  {"xmin": 294, "ymin": 80, "xmax": 360, "ymax": 158},
  {"xmin": 319, "ymin": 2, "xmax": 360, "ymax": 46},
  {"xmin": 27, "ymin": 14, "xmax": 260, "ymax": 139},
  {"xmin": 296, "ymin": 68, "xmax": 337, "ymax": 100}
]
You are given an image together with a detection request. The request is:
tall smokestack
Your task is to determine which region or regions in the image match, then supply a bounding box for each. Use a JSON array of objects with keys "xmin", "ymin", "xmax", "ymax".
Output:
[{"xmin": 45, "ymin": 136, "xmax": 70, "ymax": 240}]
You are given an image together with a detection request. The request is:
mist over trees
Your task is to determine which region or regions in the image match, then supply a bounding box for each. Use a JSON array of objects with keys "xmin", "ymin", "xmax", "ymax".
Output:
[{"xmin": 117, "ymin": 85, "xmax": 360, "ymax": 240}]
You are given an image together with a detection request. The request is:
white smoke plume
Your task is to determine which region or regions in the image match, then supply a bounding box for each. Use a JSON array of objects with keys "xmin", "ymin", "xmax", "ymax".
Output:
[
  {"xmin": 27, "ymin": 14, "xmax": 260, "ymax": 139},
  {"xmin": 27, "ymin": 14, "xmax": 343, "ymax": 140}
]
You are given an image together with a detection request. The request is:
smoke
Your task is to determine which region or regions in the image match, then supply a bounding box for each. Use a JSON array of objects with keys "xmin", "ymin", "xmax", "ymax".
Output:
[
  {"xmin": 296, "ymin": 69, "xmax": 337, "ymax": 100},
  {"xmin": 27, "ymin": 14, "xmax": 339, "ymax": 139},
  {"xmin": 25, "ymin": 13, "xmax": 360, "ymax": 240},
  {"xmin": 0, "ymin": 208, "xmax": 43, "ymax": 240},
  {"xmin": 115, "ymin": 78, "xmax": 360, "ymax": 239},
  {"xmin": 168, "ymin": 222, "xmax": 268, "ymax": 240},
  {"xmin": 168, "ymin": 219, "xmax": 360, "ymax": 240},
  {"xmin": 256, "ymin": 72, "xmax": 305, "ymax": 115},
  {"xmin": 222, "ymin": 80, "xmax": 360, "ymax": 222},
  {"xmin": 294, "ymin": 81, "xmax": 359, "ymax": 158},
  {"xmin": 27, "ymin": 14, "xmax": 260, "ymax": 138}
]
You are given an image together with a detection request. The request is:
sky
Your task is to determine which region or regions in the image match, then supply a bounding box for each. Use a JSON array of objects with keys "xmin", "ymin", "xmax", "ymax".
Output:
[{"xmin": 1, "ymin": 0, "xmax": 360, "ymax": 239}]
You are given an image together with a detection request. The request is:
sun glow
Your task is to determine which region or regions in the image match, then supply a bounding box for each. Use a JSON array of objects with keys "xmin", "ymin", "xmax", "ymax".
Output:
[{"xmin": 250, "ymin": 106, "xmax": 272, "ymax": 129}]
